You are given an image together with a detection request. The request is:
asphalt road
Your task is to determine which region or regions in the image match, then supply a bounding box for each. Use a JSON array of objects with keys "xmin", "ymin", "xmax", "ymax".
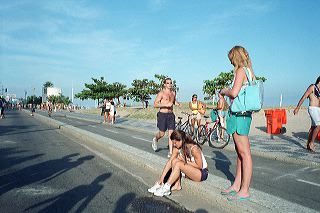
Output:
[
  {"xmin": 0, "ymin": 110, "xmax": 192, "ymax": 213},
  {"xmin": 38, "ymin": 110, "xmax": 320, "ymax": 211}
]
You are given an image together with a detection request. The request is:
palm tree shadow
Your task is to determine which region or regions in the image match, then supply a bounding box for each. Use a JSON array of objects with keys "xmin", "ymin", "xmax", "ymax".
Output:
[
  {"xmin": 25, "ymin": 173, "xmax": 111, "ymax": 213},
  {"xmin": 212, "ymin": 151, "xmax": 234, "ymax": 182}
]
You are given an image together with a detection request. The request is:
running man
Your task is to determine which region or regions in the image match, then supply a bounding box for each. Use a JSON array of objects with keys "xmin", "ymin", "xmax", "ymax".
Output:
[{"xmin": 152, "ymin": 77, "xmax": 181, "ymax": 158}]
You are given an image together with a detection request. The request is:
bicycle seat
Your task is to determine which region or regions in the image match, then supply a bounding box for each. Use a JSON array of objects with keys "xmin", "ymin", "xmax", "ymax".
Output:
[{"xmin": 204, "ymin": 115, "xmax": 209, "ymax": 118}]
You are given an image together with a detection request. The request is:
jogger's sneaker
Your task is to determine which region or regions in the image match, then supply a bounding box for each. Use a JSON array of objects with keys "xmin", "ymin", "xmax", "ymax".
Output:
[
  {"xmin": 167, "ymin": 152, "xmax": 172, "ymax": 158},
  {"xmin": 152, "ymin": 137, "xmax": 158, "ymax": 151},
  {"xmin": 148, "ymin": 182, "xmax": 162, "ymax": 193},
  {"xmin": 154, "ymin": 183, "xmax": 171, "ymax": 197}
]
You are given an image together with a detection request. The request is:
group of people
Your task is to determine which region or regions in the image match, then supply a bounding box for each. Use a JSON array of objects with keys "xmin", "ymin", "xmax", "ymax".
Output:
[
  {"xmin": 150, "ymin": 46, "xmax": 254, "ymax": 201},
  {"xmin": 101, "ymin": 99, "xmax": 116, "ymax": 124}
]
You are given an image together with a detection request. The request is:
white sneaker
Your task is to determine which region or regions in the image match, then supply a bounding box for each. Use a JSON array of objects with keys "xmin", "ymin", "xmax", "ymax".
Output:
[
  {"xmin": 167, "ymin": 153, "xmax": 172, "ymax": 158},
  {"xmin": 154, "ymin": 183, "xmax": 171, "ymax": 197},
  {"xmin": 148, "ymin": 182, "xmax": 161, "ymax": 193},
  {"xmin": 152, "ymin": 137, "xmax": 158, "ymax": 151}
]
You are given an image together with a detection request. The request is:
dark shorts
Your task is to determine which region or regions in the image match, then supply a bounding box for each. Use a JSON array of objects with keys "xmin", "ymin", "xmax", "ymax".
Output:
[
  {"xmin": 200, "ymin": 168, "xmax": 208, "ymax": 181},
  {"xmin": 105, "ymin": 109, "xmax": 110, "ymax": 113},
  {"xmin": 157, "ymin": 112, "xmax": 175, "ymax": 132}
]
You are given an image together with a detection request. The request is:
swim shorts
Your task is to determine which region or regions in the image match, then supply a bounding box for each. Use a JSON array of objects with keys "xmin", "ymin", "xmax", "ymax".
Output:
[
  {"xmin": 200, "ymin": 168, "xmax": 208, "ymax": 181},
  {"xmin": 227, "ymin": 112, "xmax": 252, "ymax": 136},
  {"xmin": 308, "ymin": 106, "xmax": 320, "ymax": 126},
  {"xmin": 157, "ymin": 112, "xmax": 175, "ymax": 132}
]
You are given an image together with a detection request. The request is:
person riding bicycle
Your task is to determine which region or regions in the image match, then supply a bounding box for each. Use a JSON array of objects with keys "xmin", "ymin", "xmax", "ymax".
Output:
[{"xmin": 189, "ymin": 94, "xmax": 206, "ymax": 135}]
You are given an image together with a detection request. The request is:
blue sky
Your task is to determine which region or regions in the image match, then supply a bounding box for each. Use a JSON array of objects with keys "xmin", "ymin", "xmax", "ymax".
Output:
[{"xmin": 1, "ymin": 0, "xmax": 319, "ymax": 107}]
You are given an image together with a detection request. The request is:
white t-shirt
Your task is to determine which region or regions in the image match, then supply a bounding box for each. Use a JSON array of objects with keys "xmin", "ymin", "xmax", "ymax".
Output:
[
  {"xmin": 105, "ymin": 102, "xmax": 111, "ymax": 110},
  {"xmin": 110, "ymin": 105, "xmax": 115, "ymax": 115}
]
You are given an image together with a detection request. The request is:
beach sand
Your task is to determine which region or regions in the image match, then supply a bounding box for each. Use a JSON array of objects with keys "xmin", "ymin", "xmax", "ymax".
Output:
[{"xmin": 114, "ymin": 107, "xmax": 311, "ymax": 140}]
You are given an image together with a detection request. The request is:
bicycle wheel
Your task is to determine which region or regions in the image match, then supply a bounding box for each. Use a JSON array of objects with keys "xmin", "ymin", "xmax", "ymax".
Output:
[
  {"xmin": 196, "ymin": 125, "xmax": 208, "ymax": 145},
  {"xmin": 209, "ymin": 124, "xmax": 230, "ymax": 149},
  {"xmin": 175, "ymin": 122, "xmax": 182, "ymax": 130},
  {"xmin": 183, "ymin": 125, "xmax": 193, "ymax": 137}
]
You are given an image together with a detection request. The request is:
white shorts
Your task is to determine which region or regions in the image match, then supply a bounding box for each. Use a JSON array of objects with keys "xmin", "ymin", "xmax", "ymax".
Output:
[
  {"xmin": 191, "ymin": 112, "xmax": 202, "ymax": 120},
  {"xmin": 308, "ymin": 106, "xmax": 320, "ymax": 126}
]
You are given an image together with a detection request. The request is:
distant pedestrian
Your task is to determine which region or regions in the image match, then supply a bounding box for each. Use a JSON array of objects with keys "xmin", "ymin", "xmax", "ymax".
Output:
[
  {"xmin": 189, "ymin": 94, "xmax": 206, "ymax": 135},
  {"xmin": 110, "ymin": 101, "xmax": 116, "ymax": 124},
  {"xmin": 148, "ymin": 130, "xmax": 208, "ymax": 197},
  {"xmin": 31, "ymin": 104, "xmax": 36, "ymax": 116},
  {"xmin": 217, "ymin": 92, "xmax": 228, "ymax": 139},
  {"xmin": 294, "ymin": 76, "xmax": 320, "ymax": 152},
  {"xmin": 104, "ymin": 99, "xmax": 111, "ymax": 123},
  {"xmin": 0, "ymin": 98, "xmax": 4, "ymax": 119},
  {"xmin": 152, "ymin": 77, "xmax": 181, "ymax": 158},
  {"xmin": 220, "ymin": 46, "xmax": 255, "ymax": 201}
]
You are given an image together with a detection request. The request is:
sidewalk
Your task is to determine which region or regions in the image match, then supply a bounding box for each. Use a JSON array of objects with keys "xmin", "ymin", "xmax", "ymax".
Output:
[{"xmin": 52, "ymin": 110, "xmax": 320, "ymax": 167}]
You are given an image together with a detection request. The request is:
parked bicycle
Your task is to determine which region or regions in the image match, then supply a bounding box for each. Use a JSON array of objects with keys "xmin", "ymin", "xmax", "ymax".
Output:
[
  {"xmin": 175, "ymin": 112, "xmax": 194, "ymax": 138},
  {"xmin": 196, "ymin": 109, "xmax": 230, "ymax": 149}
]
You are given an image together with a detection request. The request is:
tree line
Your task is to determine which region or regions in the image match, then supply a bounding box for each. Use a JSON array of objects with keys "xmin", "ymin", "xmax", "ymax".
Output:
[
  {"xmin": 75, "ymin": 71, "xmax": 266, "ymax": 107},
  {"xmin": 24, "ymin": 71, "xmax": 266, "ymax": 107}
]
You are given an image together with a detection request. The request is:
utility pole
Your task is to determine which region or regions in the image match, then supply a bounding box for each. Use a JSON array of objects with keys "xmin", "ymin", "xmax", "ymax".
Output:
[{"xmin": 71, "ymin": 81, "xmax": 74, "ymax": 104}]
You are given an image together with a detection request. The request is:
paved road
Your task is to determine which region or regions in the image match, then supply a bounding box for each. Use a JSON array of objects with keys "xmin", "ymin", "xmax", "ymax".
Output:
[
  {"xmin": 0, "ymin": 110, "xmax": 192, "ymax": 213},
  {"xmin": 37, "ymin": 109, "xmax": 320, "ymax": 211}
]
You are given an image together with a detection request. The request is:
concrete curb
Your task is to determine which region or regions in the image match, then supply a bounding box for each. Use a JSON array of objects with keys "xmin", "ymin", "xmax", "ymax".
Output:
[{"xmin": 26, "ymin": 110, "xmax": 317, "ymax": 212}]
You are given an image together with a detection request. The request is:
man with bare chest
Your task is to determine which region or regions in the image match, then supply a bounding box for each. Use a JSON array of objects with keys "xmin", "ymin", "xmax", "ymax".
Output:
[
  {"xmin": 152, "ymin": 78, "xmax": 181, "ymax": 158},
  {"xmin": 294, "ymin": 76, "xmax": 320, "ymax": 152}
]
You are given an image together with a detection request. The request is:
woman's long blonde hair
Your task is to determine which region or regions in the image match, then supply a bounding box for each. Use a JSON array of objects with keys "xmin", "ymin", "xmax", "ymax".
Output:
[{"xmin": 228, "ymin": 46, "xmax": 253, "ymax": 71}]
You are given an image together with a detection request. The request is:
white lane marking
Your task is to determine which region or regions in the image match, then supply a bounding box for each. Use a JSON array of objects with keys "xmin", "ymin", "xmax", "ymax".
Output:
[
  {"xmin": 0, "ymin": 140, "xmax": 17, "ymax": 144},
  {"xmin": 131, "ymin": 136, "xmax": 151, "ymax": 143},
  {"xmin": 205, "ymin": 155, "xmax": 230, "ymax": 162},
  {"xmin": 105, "ymin": 128, "xmax": 119, "ymax": 134},
  {"xmin": 296, "ymin": 179, "xmax": 320, "ymax": 187},
  {"xmin": 311, "ymin": 168, "xmax": 319, "ymax": 172},
  {"xmin": 274, "ymin": 167, "xmax": 309, "ymax": 180},
  {"xmin": 16, "ymin": 186, "xmax": 56, "ymax": 196},
  {"xmin": 89, "ymin": 125, "xmax": 97, "ymax": 128}
]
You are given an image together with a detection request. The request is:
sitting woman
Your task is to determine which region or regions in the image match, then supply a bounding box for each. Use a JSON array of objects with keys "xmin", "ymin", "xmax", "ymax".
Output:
[{"xmin": 148, "ymin": 130, "xmax": 208, "ymax": 197}]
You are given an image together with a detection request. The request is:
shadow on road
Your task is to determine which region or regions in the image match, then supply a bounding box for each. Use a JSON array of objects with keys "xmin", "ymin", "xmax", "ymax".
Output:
[
  {"xmin": 25, "ymin": 173, "xmax": 111, "ymax": 213},
  {"xmin": 212, "ymin": 151, "xmax": 234, "ymax": 182},
  {"xmin": 0, "ymin": 147, "xmax": 44, "ymax": 172},
  {"xmin": 0, "ymin": 153, "xmax": 94, "ymax": 196}
]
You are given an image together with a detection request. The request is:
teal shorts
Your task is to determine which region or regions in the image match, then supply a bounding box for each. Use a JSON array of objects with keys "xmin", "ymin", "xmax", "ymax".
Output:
[{"xmin": 227, "ymin": 112, "xmax": 252, "ymax": 136}]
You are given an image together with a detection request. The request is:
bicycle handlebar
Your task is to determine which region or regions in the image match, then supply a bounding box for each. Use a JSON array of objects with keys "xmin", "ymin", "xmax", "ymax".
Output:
[{"xmin": 181, "ymin": 111, "xmax": 192, "ymax": 116}]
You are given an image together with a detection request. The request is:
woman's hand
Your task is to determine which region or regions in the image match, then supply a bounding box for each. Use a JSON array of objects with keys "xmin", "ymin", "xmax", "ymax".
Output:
[{"xmin": 220, "ymin": 88, "xmax": 228, "ymax": 96}]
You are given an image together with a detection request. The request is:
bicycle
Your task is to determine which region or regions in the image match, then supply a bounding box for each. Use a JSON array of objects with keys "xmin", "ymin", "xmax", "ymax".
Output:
[
  {"xmin": 175, "ymin": 112, "xmax": 194, "ymax": 138},
  {"xmin": 196, "ymin": 109, "xmax": 230, "ymax": 149}
]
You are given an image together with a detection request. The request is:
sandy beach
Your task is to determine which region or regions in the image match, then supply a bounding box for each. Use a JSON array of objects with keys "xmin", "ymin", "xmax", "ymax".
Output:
[{"xmin": 87, "ymin": 106, "xmax": 311, "ymax": 141}]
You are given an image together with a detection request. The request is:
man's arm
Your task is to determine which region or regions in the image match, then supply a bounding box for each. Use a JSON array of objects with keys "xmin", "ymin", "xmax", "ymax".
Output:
[
  {"xmin": 173, "ymin": 92, "xmax": 181, "ymax": 107},
  {"xmin": 294, "ymin": 85, "xmax": 313, "ymax": 115}
]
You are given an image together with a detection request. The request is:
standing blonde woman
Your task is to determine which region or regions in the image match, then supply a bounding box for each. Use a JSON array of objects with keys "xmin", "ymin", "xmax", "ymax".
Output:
[{"xmin": 220, "ymin": 46, "xmax": 255, "ymax": 201}]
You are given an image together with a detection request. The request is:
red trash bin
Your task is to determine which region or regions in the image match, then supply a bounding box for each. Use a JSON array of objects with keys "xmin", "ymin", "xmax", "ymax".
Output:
[
  {"xmin": 264, "ymin": 109, "xmax": 282, "ymax": 134},
  {"xmin": 281, "ymin": 109, "xmax": 287, "ymax": 124},
  {"xmin": 264, "ymin": 110, "xmax": 273, "ymax": 134}
]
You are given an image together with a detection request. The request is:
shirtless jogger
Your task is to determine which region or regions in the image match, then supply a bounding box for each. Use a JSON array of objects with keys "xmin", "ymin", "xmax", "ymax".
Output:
[{"xmin": 152, "ymin": 78, "xmax": 181, "ymax": 158}]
